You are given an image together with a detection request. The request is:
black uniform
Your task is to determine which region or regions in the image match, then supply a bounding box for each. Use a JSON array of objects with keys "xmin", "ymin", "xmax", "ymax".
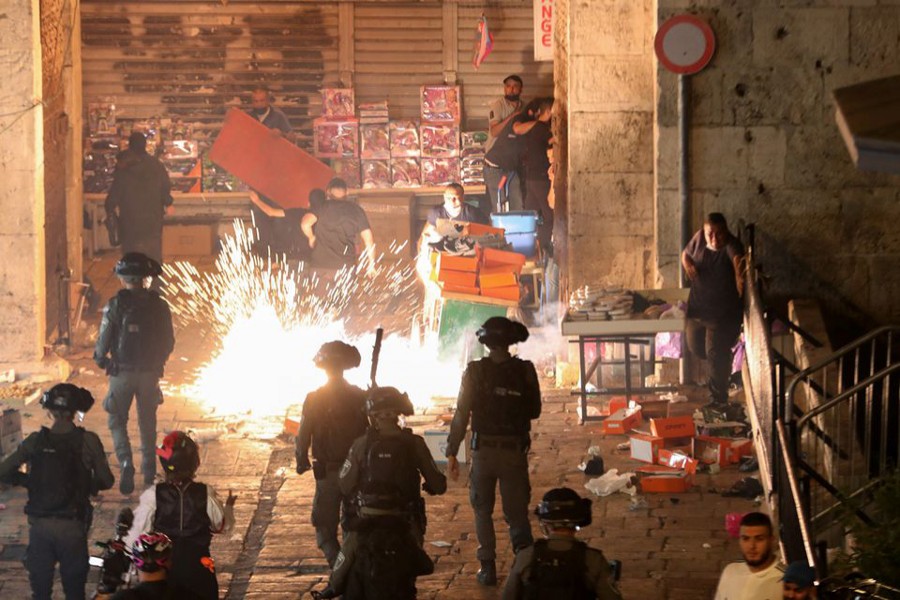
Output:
[
  {"xmin": 446, "ymin": 356, "xmax": 542, "ymax": 561},
  {"xmin": 0, "ymin": 420, "xmax": 115, "ymax": 600},
  {"xmin": 105, "ymin": 148, "xmax": 172, "ymax": 264},
  {"xmin": 295, "ymin": 380, "xmax": 369, "ymax": 566},
  {"xmin": 94, "ymin": 288, "xmax": 174, "ymax": 485}
]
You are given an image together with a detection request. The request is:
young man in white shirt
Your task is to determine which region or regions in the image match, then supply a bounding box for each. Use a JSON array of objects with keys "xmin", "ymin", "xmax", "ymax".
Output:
[{"xmin": 714, "ymin": 512, "xmax": 784, "ymax": 600}]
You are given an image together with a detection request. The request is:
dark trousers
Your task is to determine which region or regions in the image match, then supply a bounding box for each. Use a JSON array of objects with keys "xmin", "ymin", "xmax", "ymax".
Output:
[
  {"xmin": 469, "ymin": 445, "xmax": 533, "ymax": 561},
  {"xmin": 312, "ymin": 468, "xmax": 345, "ymax": 567},
  {"xmin": 523, "ymin": 177, "xmax": 552, "ymax": 256},
  {"xmin": 26, "ymin": 517, "xmax": 89, "ymax": 600},
  {"xmin": 103, "ymin": 370, "xmax": 161, "ymax": 484},
  {"xmin": 686, "ymin": 316, "xmax": 742, "ymax": 403}
]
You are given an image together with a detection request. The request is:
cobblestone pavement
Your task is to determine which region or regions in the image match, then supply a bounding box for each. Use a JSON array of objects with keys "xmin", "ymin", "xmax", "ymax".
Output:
[{"xmin": 0, "ymin": 258, "xmax": 762, "ymax": 599}]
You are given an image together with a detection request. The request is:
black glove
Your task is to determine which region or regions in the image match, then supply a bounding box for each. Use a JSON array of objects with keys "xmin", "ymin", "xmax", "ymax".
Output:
[
  {"xmin": 312, "ymin": 587, "xmax": 338, "ymax": 599},
  {"xmin": 296, "ymin": 459, "xmax": 312, "ymax": 475}
]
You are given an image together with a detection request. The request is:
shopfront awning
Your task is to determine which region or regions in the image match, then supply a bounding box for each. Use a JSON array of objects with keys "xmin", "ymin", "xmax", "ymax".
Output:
[{"xmin": 834, "ymin": 74, "xmax": 900, "ymax": 175}]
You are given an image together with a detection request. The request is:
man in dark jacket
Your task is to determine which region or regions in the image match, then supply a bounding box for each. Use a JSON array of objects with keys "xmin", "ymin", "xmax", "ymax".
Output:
[
  {"xmin": 105, "ymin": 132, "xmax": 173, "ymax": 263},
  {"xmin": 0, "ymin": 384, "xmax": 115, "ymax": 600},
  {"xmin": 94, "ymin": 253, "xmax": 174, "ymax": 495}
]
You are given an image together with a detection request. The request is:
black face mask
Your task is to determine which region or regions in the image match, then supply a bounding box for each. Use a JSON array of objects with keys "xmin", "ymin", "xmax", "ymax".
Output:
[
  {"xmin": 505, "ymin": 94, "xmax": 521, "ymax": 103},
  {"xmin": 252, "ymin": 107, "xmax": 268, "ymax": 117}
]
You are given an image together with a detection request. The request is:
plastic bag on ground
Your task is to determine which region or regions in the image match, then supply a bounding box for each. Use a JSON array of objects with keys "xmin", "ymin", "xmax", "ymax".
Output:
[{"xmin": 584, "ymin": 469, "xmax": 637, "ymax": 497}]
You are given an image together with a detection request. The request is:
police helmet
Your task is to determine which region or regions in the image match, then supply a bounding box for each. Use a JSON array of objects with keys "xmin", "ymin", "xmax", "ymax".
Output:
[
  {"xmin": 114, "ymin": 252, "xmax": 162, "ymax": 280},
  {"xmin": 40, "ymin": 383, "xmax": 95, "ymax": 414},
  {"xmin": 534, "ymin": 487, "xmax": 593, "ymax": 529},
  {"xmin": 366, "ymin": 386, "xmax": 414, "ymax": 417},
  {"xmin": 476, "ymin": 316, "xmax": 529, "ymax": 348},
  {"xmin": 156, "ymin": 431, "xmax": 200, "ymax": 477},
  {"xmin": 314, "ymin": 341, "xmax": 361, "ymax": 371},
  {"xmin": 130, "ymin": 532, "xmax": 173, "ymax": 573}
]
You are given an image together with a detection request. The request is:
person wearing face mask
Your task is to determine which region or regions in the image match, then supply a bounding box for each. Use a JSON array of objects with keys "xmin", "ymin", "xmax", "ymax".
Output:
[
  {"xmin": 484, "ymin": 75, "xmax": 525, "ymax": 212},
  {"xmin": 248, "ymin": 86, "xmax": 293, "ymax": 136},
  {"xmin": 420, "ymin": 183, "xmax": 489, "ymax": 246},
  {"xmin": 682, "ymin": 212, "xmax": 745, "ymax": 409}
]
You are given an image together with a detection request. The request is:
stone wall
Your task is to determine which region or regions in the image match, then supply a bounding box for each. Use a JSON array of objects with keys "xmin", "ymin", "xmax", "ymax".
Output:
[
  {"xmin": 656, "ymin": 1, "xmax": 900, "ymax": 325},
  {"xmin": 0, "ymin": 0, "xmax": 46, "ymax": 362},
  {"xmin": 564, "ymin": 0, "xmax": 657, "ymax": 292}
]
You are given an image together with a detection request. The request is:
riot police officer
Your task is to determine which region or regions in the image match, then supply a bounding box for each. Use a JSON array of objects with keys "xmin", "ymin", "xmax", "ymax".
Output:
[
  {"xmin": 502, "ymin": 488, "xmax": 623, "ymax": 600},
  {"xmin": 94, "ymin": 252, "xmax": 174, "ymax": 495},
  {"xmin": 0, "ymin": 384, "xmax": 115, "ymax": 600},
  {"xmin": 295, "ymin": 341, "xmax": 369, "ymax": 567},
  {"xmin": 446, "ymin": 316, "xmax": 542, "ymax": 586}
]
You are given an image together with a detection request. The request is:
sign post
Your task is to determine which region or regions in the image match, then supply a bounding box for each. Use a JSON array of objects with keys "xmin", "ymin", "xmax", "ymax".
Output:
[{"xmin": 533, "ymin": 0, "xmax": 553, "ymax": 62}]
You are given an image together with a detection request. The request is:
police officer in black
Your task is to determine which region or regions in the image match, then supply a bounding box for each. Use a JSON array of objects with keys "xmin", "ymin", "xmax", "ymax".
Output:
[
  {"xmin": 295, "ymin": 341, "xmax": 369, "ymax": 567},
  {"xmin": 0, "ymin": 384, "xmax": 115, "ymax": 600},
  {"xmin": 502, "ymin": 488, "xmax": 622, "ymax": 600},
  {"xmin": 94, "ymin": 252, "xmax": 175, "ymax": 495},
  {"xmin": 315, "ymin": 387, "xmax": 445, "ymax": 600},
  {"xmin": 446, "ymin": 316, "xmax": 542, "ymax": 586}
]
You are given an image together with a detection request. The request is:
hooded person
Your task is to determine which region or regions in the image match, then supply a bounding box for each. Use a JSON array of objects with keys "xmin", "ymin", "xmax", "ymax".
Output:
[
  {"xmin": 446, "ymin": 317, "xmax": 543, "ymax": 585},
  {"xmin": 126, "ymin": 431, "xmax": 235, "ymax": 600},
  {"xmin": 502, "ymin": 488, "xmax": 623, "ymax": 600},
  {"xmin": 295, "ymin": 340, "xmax": 370, "ymax": 567},
  {"xmin": 104, "ymin": 131, "xmax": 173, "ymax": 264},
  {"xmin": 0, "ymin": 384, "xmax": 115, "ymax": 600}
]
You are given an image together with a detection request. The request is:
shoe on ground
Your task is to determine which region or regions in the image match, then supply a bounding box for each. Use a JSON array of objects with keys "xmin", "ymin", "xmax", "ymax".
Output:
[
  {"xmin": 476, "ymin": 560, "xmax": 497, "ymax": 586},
  {"xmin": 120, "ymin": 463, "xmax": 135, "ymax": 495}
]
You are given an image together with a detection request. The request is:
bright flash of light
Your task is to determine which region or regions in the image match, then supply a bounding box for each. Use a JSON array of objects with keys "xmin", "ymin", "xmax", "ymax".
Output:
[{"xmin": 162, "ymin": 220, "xmax": 464, "ymax": 418}]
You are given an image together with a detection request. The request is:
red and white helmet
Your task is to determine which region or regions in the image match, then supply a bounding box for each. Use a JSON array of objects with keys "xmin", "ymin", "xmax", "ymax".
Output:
[{"xmin": 130, "ymin": 532, "xmax": 172, "ymax": 573}]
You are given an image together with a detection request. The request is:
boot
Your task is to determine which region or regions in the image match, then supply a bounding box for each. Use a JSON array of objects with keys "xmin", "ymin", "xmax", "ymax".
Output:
[
  {"xmin": 119, "ymin": 462, "xmax": 135, "ymax": 495},
  {"xmin": 476, "ymin": 560, "xmax": 497, "ymax": 586}
]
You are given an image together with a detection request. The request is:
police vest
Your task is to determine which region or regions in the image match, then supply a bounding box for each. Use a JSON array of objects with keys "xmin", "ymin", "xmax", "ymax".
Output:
[
  {"xmin": 523, "ymin": 539, "xmax": 593, "ymax": 600},
  {"xmin": 308, "ymin": 382, "xmax": 368, "ymax": 464},
  {"xmin": 25, "ymin": 427, "xmax": 91, "ymax": 520},
  {"xmin": 470, "ymin": 357, "xmax": 535, "ymax": 436},
  {"xmin": 153, "ymin": 482, "xmax": 212, "ymax": 546},
  {"xmin": 358, "ymin": 429, "xmax": 420, "ymax": 511},
  {"xmin": 113, "ymin": 289, "xmax": 170, "ymax": 370}
]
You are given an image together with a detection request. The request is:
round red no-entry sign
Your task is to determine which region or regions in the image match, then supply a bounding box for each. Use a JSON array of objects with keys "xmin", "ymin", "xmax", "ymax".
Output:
[{"xmin": 654, "ymin": 15, "xmax": 715, "ymax": 75}]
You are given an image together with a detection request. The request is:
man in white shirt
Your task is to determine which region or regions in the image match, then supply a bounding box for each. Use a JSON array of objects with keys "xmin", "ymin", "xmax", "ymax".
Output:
[
  {"xmin": 714, "ymin": 512, "xmax": 784, "ymax": 600},
  {"xmin": 484, "ymin": 75, "xmax": 524, "ymax": 212}
]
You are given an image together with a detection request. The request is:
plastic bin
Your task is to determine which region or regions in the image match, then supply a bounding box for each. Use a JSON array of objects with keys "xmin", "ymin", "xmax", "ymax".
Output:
[{"xmin": 491, "ymin": 211, "xmax": 539, "ymax": 257}]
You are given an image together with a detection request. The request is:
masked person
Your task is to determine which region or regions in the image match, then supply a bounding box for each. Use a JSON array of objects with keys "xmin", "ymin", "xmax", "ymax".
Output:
[
  {"xmin": 502, "ymin": 488, "xmax": 622, "ymax": 600},
  {"xmin": 0, "ymin": 384, "xmax": 114, "ymax": 600},
  {"xmin": 105, "ymin": 132, "xmax": 173, "ymax": 264},
  {"xmin": 714, "ymin": 512, "xmax": 783, "ymax": 600},
  {"xmin": 248, "ymin": 85, "xmax": 293, "ymax": 135},
  {"xmin": 94, "ymin": 253, "xmax": 175, "ymax": 495},
  {"xmin": 682, "ymin": 212, "xmax": 746, "ymax": 412},
  {"xmin": 109, "ymin": 532, "xmax": 202, "ymax": 600},
  {"xmin": 484, "ymin": 75, "xmax": 525, "ymax": 212},
  {"xmin": 446, "ymin": 317, "xmax": 542, "ymax": 586},
  {"xmin": 420, "ymin": 182, "xmax": 490, "ymax": 246},
  {"xmin": 295, "ymin": 341, "xmax": 369, "ymax": 567},
  {"xmin": 317, "ymin": 387, "xmax": 445, "ymax": 600},
  {"xmin": 127, "ymin": 432, "xmax": 235, "ymax": 600}
]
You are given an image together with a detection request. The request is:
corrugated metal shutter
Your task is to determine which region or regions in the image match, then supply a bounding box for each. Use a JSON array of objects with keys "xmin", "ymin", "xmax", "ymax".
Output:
[
  {"xmin": 80, "ymin": 1, "xmax": 340, "ymax": 149},
  {"xmin": 456, "ymin": 4, "xmax": 554, "ymax": 130},
  {"xmin": 353, "ymin": 3, "xmax": 445, "ymax": 120}
]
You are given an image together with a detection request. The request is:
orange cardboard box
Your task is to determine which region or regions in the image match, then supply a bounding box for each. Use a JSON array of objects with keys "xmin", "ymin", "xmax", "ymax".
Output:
[
  {"xmin": 629, "ymin": 434, "xmax": 664, "ymax": 464},
  {"xmin": 481, "ymin": 247, "xmax": 526, "ymax": 270},
  {"xmin": 438, "ymin": 270, "xmax": 477, "ymax": 287},
  {"xmin": 636, "ymin": 468, "xmax": 693, "ymax": 493},
  {"xmin": 657, "ymin": 449, "xmax": 699, "ymax": 474},
  {"xmin": 283, "ymin": 416, "xmax": 301, "ymax": 437},
  {"xmin": 437, "ymin": 253, "xmax": 479, "ymax": 273},
  {"xmin": 441, "ymin": 283, "xmax": 480, "ymax": 295},
  {"xmin": 479, "ymin": 266, "xmax": 519, "ymax": 289},
  {"xmin": 601, "ymin": 408, "xmax": 643, "ymax": 436},
  {"xmin": 480, "ymin": 286, "xmax": 520, "ymax": 301},
  {"xmin": 467, "ymin": 222, "xmax": 505, "ymax": 237},
  {"xmin": 650, "ymin": 415, "xmax": 696, "ymax": 439},
  {"xmin": 727, "ymin": 439, "xmax": 754, "ymax": 464},
  {"xmin": 695, "ymin": 435, "xmax": 732, "ymax": 467}
]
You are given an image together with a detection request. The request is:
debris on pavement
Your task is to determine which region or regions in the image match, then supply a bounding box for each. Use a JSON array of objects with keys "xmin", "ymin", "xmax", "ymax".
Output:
[
  {"xmin": 429, "ymin": 541, "xmax": 452, "ymax": 548},
  {"xmin": 584, "ymin": 469, "xmax": 637, "ymax": 497},
  {"xmin": 721, "ymin": 477, "xmax": 764, "ymax": 499},
  {"xmin": 628, "ymin": 496, "xmax": 648, "ymax": 511}
]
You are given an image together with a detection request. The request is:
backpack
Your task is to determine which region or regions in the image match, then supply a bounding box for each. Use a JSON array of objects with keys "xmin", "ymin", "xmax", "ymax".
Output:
[
  {"xmin": 26, "ymin": 428, "xmax": 89, "ymax": 520},
  {"xmin": 471, "ymin": 358, "xmax": 533, "ymax": 436},
  {"xmin": 523, "ymin": 540, "xmax": 592, "ymax": 600},
  {"xmin": 358, "ymin": 430, "xmax": 418, "ymax": 511},
  {"xmin": 115, "ymin": 290, "xmax": 169, "ymax": 368}
]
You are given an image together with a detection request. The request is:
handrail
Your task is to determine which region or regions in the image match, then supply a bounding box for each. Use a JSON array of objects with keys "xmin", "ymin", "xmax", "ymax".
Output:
[
  {"xmin": 776, "ymin": 420, "xmax": 816, "ymax": 567},
  {"xmin": 795, "ymin": 362, "xmax": 900, "ymax": 431}
]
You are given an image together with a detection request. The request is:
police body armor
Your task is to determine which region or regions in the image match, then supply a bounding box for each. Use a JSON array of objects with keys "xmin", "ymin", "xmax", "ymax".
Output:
[
  {"xmin": 470, "ymin": 357, "xmax": 533, "ymax": 437},
  {"xmin": 523, "ymin": 539, "xmax": 593, "ymax": 600},
  {"xmin": 358, "ymin": 429, "xmax": 420, "ymax": 513},
  {"xmin": 26, "ymin": 427, "xmax": 91, "ymax": 521},
  {"xmin": 153, "ymin": 482, "xmax": 212, "ymax": 546},
  {"xmin": 310, "ymin": 382, "xmax": 368, "ymax": 466},
  {"xmin": 112, "ymin": 289, "xmax": 169, "ymax": 371}
]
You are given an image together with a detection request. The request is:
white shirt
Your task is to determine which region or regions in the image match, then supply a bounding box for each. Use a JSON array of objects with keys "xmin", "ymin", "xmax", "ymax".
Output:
[
  {"xmin": 126, "ymin": 482, "xmax": 234, "ymax": 548},
  {"xmin": 714, "ymin": 560, "xmax": 784, "ymax": 600},
  {"xmin": 485, "ymin": 97, "xmax": 521, "ymax": 153}
]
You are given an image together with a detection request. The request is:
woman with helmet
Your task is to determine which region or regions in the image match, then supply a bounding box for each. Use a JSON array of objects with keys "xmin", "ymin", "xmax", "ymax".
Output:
[
  {"xmin": 0, "ymin": 384, "xmax": 114, "ymax": 600},
  {"xmin": 315, "ymin": 386, "xmax": 444, "ymax": 599},
  {"xmin": 501, "ymin": 488, "xmax": 622, "ymax": 600},
  {"xmin": 126, "ymin": 431, "xmax": 235, "ymax": 600},
  {"xmin": 109, "ymin": 532, "xmax": 201, "ymax": 600},
  {"xmin": 446, "ymin": 316, "xmax": 542, "ymax": 586},
  {"xmin": 94, "ymin": 252, "xmax": 174, "ymax": 495},
  {"xmin": 295, "ymin": 340, "xmax": 369, "ymax": 567}
]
